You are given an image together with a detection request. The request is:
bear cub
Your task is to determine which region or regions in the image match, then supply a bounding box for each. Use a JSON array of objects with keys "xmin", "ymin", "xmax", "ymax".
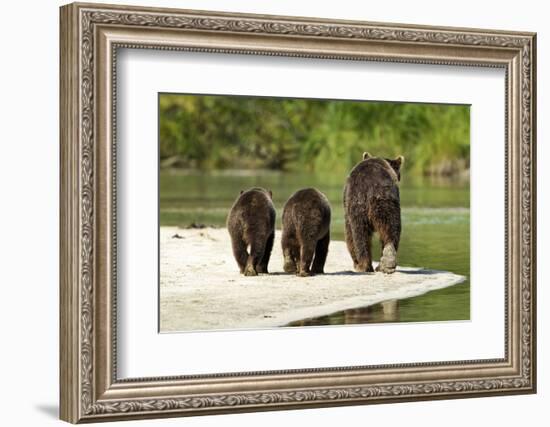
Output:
[
  {"xmin": 343, "ymin": 152, "xmax": 404, "ymax": 274},
  {"xmin": 282, "ymin": 188, "xmax": 331, "ymax": 277},
  {"xmin": 227, "ymin": 187, "xmax": 276, "ymax": 276}
]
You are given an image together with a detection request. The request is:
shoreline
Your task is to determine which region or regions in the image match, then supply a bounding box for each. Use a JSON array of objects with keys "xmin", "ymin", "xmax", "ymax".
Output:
[{"xmin": 160, "ymin": 227, "xmax": 466, "ymax": 332}]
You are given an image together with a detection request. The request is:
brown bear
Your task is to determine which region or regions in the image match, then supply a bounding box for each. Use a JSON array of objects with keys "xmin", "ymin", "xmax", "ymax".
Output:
[
  {"xmin": 227, "ymin": 187, "xmax": 276, "ymax": 276},
  {"xmin": 281, "ymin": 188, "xmax": 331, "ymax": 277},
  {"xmin": 343, "ymin": 152, "xmax": 404, "ymax": 274}
]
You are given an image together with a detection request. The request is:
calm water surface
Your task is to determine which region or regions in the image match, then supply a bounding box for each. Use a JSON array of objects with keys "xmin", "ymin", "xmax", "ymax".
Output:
[{"xmin": 160, "ymin": 169, "xmax": 470, "ymax": 324}]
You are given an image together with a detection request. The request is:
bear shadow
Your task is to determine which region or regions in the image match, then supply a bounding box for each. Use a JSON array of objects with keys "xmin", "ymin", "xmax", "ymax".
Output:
[
  {"xmin": 267, "ymin": 271, "xmax": 362, "ymax": 276},
  {"xmin": 325, "ymin": 269, "xmax": 443, "ymax": 276},
  {"xmin": 266, "ymin": 269, "xmax": 443, "ymax": 277},
  {"xmin": 323, "ymin": 270, "xmax": 371, "ymax": 276},
  {"xmin": 397, "ymin": 268, "xmax": 441, "ymax": 275}
]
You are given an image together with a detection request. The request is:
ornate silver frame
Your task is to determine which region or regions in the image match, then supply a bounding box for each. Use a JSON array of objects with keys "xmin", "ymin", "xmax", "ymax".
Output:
[{"xmin": 60, "ymin": 2, "xmax": 536, "ymax": 423}]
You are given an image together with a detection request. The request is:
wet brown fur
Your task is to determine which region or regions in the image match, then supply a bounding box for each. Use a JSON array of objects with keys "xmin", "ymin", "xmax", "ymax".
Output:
[
  {"xmin": 343, "ymin": 153, "xmax": 404, "ymax": 273},
  {"xmin": 227, "ymin": 187, "xmax": 276, "ymax": 276},
  {"xmin": 282, "ymin": 188, "xmax": 331, "ymax": 276}
]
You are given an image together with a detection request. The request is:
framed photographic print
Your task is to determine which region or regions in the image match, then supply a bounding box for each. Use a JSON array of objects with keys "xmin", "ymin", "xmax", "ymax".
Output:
[{"xmin": 59, "ymin": 2, "xmax": 537, "ymax": 423}]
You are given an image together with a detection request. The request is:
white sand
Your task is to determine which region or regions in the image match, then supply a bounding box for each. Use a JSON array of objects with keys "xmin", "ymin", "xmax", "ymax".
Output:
[{"xmin": 160, "ymin": 227, "xmax": 465, "ymax": 332}]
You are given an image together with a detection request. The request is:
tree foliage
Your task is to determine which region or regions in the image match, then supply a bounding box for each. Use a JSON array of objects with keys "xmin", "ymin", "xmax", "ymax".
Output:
[{"xmin": 159, "ymin": 94, "xmax": 469, "ymax": 176}]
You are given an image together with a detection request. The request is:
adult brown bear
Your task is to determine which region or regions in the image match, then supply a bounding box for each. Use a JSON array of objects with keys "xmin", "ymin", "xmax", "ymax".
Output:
[
  {"xmin": 282, "ymin": 188, "xmax": 331, "ymax": 277},
  {"xmin": 227, "ymin": 187, "xmax": 276, "ymax": 276},
  {"xmin": 343, "ymin": 152, "xmax": 404, "ymax": 274}
]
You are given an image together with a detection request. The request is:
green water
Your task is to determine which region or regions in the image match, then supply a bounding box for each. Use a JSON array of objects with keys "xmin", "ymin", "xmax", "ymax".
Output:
[{"xmin": 160, "ymin": 169, "xmax": 470, "ymax": 324}]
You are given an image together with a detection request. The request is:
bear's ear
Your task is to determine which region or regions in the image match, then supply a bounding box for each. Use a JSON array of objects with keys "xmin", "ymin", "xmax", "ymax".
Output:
[
  {"xmin": 268, "ymin": 189, "xmax": 273, "ymax": 199},
  {"xmin": 363, "ymin": 152, "xmax": 372, "ymax": 160},
  {"xmin": 388, "ymin": 156, "xmax": 404, "ymax": 181},
  {"xmin": 394, "ymin": 155, "xmax": 404, "ymax": 170},
  {"xmin": 240, "ymin": 190, "xmax": 244, "ymax": 195}
]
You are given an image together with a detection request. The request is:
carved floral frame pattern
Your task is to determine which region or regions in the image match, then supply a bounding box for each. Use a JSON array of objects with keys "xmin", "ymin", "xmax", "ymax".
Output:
[{"xmin": 60, "ymin": 2, "xmax": 536, "ymax": 423}]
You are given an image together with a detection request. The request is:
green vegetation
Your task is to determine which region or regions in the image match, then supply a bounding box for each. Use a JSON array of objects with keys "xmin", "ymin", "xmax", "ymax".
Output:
[{"xmin": 159, "ymin": 94, "xmax": 470, "ymax": 176}]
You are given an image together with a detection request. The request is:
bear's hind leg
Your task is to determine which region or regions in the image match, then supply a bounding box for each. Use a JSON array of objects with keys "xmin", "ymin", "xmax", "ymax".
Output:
[
  {"xmin": 257, "ymin": 231, "xmax": 274, "ymax": 274},
  {"xmin": 376, "ymin": 225, "xmax": 400, "ymax": 274},
  {"xmin": 297, "ymin": 238, "xmax": 316, "ymax": 277},
  {"xmin": 311, "ymin": 230, "xmax": 330, "ymax": 274},
  {"xmin": 244, "ymin": 238, "xmax": 266, "ymax": 277},
  {"xmin": 282, "ymin": 229, "xmax": 298, "ymax": 273},
  {"xmin": 350, "ymin": 216, "xmax": 374, "ymax": 273},
  {"xmin": 345, "ymin": 216, "xmax": 359, "ymax": 270},
  {"xmin": 375, "ymin": 243, "xmax": 397, "ymax": 274},
  {"xmin": 230, "ymin": 234, "xmax": 248, "ymax": 274}
]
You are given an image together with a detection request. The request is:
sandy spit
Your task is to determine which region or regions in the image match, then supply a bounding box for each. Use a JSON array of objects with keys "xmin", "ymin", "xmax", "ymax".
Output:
[{"xmin": 160, "ymin": 227, "xmax": 465, "ymax": 332}]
